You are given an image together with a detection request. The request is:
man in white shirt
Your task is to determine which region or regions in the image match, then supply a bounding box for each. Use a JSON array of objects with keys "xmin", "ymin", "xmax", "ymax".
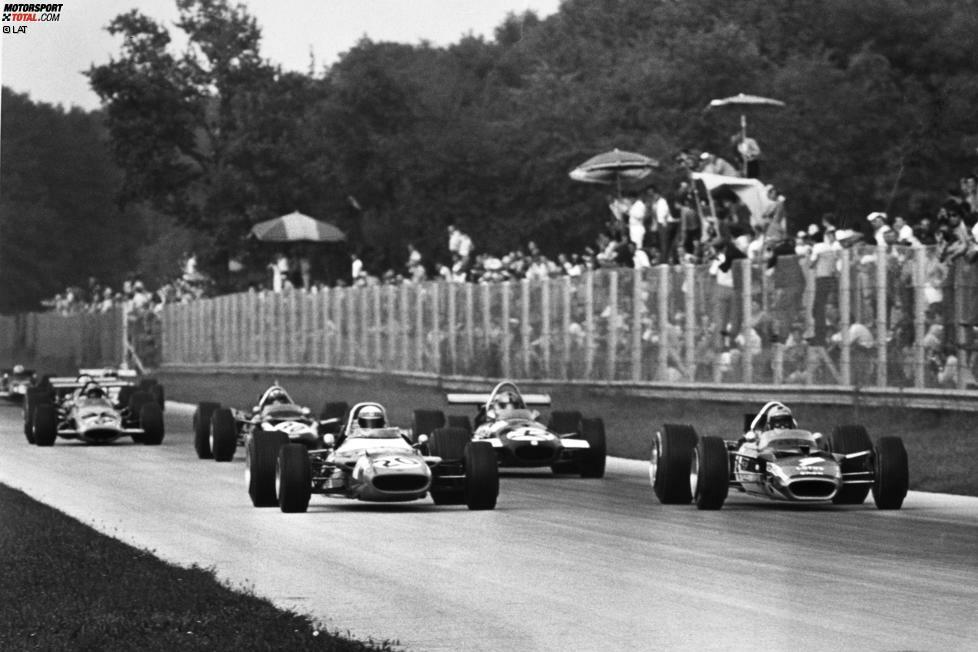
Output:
[{"xmin": 867, "ymin": 212, "xmax": 894, "ymax": 246}]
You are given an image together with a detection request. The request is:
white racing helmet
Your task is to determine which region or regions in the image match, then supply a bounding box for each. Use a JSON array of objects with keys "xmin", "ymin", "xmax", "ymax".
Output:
[
  {"xmin": 767, "ymin": 404, "xmax": 796, "ymax": 430},
  {"xmin": 357, "ymin": 405, "xmax": 385, "ymax": 429}
]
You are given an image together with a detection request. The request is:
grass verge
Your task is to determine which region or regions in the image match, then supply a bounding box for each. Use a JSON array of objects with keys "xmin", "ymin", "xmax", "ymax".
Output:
[{"xmin": 0, "ymin": 484, "xmax": 395, "ymax": 652}]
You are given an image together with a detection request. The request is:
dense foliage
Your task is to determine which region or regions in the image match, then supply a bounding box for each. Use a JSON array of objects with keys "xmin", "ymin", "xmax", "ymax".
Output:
[{"xmin": 3, "ymin": 0, "xmax": 977, "ymax": 309}]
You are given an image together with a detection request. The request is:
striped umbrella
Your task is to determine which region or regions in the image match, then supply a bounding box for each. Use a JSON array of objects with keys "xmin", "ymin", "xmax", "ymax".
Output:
[
  {"xmin": 569, "ymin": 149, "xmax": 659, "ymax": 196},
  {"xmin": 249, "ymin": 211, "xmax": 346, "ymax": 243}
]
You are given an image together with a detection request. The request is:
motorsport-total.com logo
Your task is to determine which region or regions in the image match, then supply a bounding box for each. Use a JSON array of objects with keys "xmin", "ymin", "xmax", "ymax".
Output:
[{"xmin": 2, "ymin": 3, "xmax": 63, "ymax": 34}]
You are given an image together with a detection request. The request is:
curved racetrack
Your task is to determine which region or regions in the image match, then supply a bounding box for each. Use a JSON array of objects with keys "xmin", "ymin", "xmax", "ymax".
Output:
[{"xmin": 1, "ymin": 402, "xmax": 977, "ymax": 651}]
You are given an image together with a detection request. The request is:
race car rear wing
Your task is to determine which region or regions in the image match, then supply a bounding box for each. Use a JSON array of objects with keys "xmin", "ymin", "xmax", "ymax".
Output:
[
  {"xmin": 78, "ymin": 367, "xmax": 138, "ymax": 379},
  {"xmin": 446, "ymin": 393, "xmax": 552, "ymax": 406},
  {"xmin": 47, "ymin": 378, "xmax": 136, "ymax": 389}
]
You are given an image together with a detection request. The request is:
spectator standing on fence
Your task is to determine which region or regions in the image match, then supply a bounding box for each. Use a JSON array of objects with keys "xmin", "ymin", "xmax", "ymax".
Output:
[
  {"xmin": 626, "ymin": 189, "xmax": 647, "ymax": 251},
  {"xmin": 269, "ymin": 252, "xmax": 289, "ymax": 292},
  {"xmin": 810, "ymin": 226, "xmax": 840, "ymax": 345},
  {"xmin": 350, "ymin": 251, "xmax": 363, "ymax": 282},
  {"xmin": 699, "ymin": 151, "xmax": 740, "ymax": 177},
  {"xmin": 867, "ymin": 212, "xmax": 894, "ymax": 246},
  {"xmin": 731, "ymin": 132, "xmax": 762, "ymax": 178},
  {"xmin": 646, "ymin": 185, "xmax": 676, "ymax": 264},
  {"xmin": 448, "ymin": 223, "xmax": 474, "ymax": 262}
]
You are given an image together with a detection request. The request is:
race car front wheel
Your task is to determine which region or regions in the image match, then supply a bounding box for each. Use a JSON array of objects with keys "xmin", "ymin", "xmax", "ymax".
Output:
[
  {"xmin": 138, "ymin": 403, "xmax": 165, "ymax": 445},
  {"xmin": 830, "ymin": 425, "xmax": 873, "ymax": 505},
  {"xmin": 211, "ymin": 408, "xmax": 237, "ymax": 462},
  {"xmin": 579, "ymin": 417, "xmax": 607, "ymax": 478},
  {"xmin": 692, "ymin": 436, "xmax": 729, "ymax": 510},
  {"xmin": 247, "ymin": 431, "xmax": 288, "ymax": 507},
  {"xmin": 651, "ymin": 424, "xmax": 698, "ymax": 504},
  {"xmin": 464, "ymin": 442, "xmax": 499, "ymax": 510},
  {"xmin": 33, "ymin": 404, "xmax": 58, "ymax": 447},
  {"xmin": 193, "ymin": 402, "xmax": 221, "ymax": 459},
  {"xmin": 872, "ymin": 436, "xmax": 909, "ymax": 510},
  {"xmin": 276, "ymin": 443, "xmax": 311, "ymax": 513}
]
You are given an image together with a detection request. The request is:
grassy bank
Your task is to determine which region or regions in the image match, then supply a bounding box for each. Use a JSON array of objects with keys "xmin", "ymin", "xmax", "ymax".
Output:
[
  {"xmin": 158, "ymin": 369, "xmax": 978, "ymax": 497},
  {"xmin": 0, "ymin": 484, "xmax": 393, "ymax": 652}
]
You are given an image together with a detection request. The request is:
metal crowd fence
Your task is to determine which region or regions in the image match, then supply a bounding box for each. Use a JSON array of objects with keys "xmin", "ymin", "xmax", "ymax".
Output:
[{"xmin": 155, "ymin": 243, "xmax": 978, "ymax": 391}]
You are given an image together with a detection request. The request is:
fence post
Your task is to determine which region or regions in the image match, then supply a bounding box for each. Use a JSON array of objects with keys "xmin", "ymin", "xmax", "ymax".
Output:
[
  {"xmin": 631, "ymin": 268, "xmax": 643, "ymax": 382},
  {"xmin": 464, "ymin": 283, "xmax": 474, "ymax": 374},
  {"xmin": 541, "ymin": 279, "xmax": 552, "ymax": 379},
  {"xmin": 501, "ymin": 282, "xmax": 512, "ymax": 378},
  {"xmin": 954, "ymin": 260, "xmax": 967, "ymax": 389},
  {"xmin": 447, "ymin": 283, "xmax": 457, "ymax": 375},
  {"xmin": 655, "ymin": 265, "xmax": 669, "ymax": 380},
  {"xmin": 875, "ymin": 244, "xmax": 888, "ymax": 387},
  {"xmin": 520, "ymin": 279, "xmax": 531, "ymax": 378},
  {"xmin": 561, "ymin": 277, "xmax": 571, "ymax": 380},
  {"xmin": 431, "ymin": 283, "xmax": 441, "ymax": 374},
  {"xmin": 684, "ymin": 264, "xmax": 696, "ymax": 382},
  {"xmin": 584, "ymin": 272, "xmax": 594, "ymax": 380},
  {"xmin": 839, "ymin": 249, "xmax": 852, "ymax": 386},
  {"xmin": 740, "ymin": 259, "xmax": 753, "ymax": 384},
  {"xmin": 607, "ymin": 271, "xmax": 619, "ymax": 381}
]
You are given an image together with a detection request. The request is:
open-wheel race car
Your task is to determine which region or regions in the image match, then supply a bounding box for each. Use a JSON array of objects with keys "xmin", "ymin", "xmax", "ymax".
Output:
[
  {"xmin": 191, "ymin": 385, "xmax": 349, "ymax": 462},
  {"xmin": 252, "ymin": 401, "xmax": 499, "ymax": 513},
  {"xmin": 412, "ymin": 381, "xmax": 606, "ymax": 478},
  {"xmin": 650, "ymin": 401, "xmax": 909, "ymax": 510},
  {"xmin": 22, "ymin": 370, "xmax": 164, "ymax": 446},
  {"xmin": 1, "ymin": 364, "xmax": 37, "ymax": 401}
]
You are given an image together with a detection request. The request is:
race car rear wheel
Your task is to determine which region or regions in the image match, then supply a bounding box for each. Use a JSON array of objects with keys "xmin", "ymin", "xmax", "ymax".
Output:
[
  {"xmin": 33, "ymin": 405, "xmax": 58, "ymax": 447},
  {"xmin": 247, "ymin": 431, "xmax": 288, "ymax": 507},
  {"xmin": 276, "ymin": 443, "xmax": 311, "ymax": 513},
  {"xmin": 138, "ymin": 403, "xmax": 165, "ymax": 445},
  {"xmin": 117, "ymin": 386, "xmax": 135, "ymax": 412},
  {"xmin": 692, "ymin": 436, "xmax": 729, "ymax": 510},
  {"xmin": 210, "ymin": 408, "xmax": 238, "ymax": 462},
  {"xmin": 872, "ymin": 436, "xmax": 909, "ymax": 510},
  {"xmin": 651, "ymin": 424, "xmax": 698, "ymax": 504},
  {"xmin": 830, "ymin": 425, "xmax": 873, "ymax": 505},
  {"xmin": 193, "ymin": 402, "xmax": 221, "ymax": 459},
  {"xmin": 128, "ymin": 391, "xmax": 154, "ymax": 427},
  {"xmin": 413, "ymin": 409, "xmax": 446, "ymax": 442},
  {"xmin": 464, "ymin": 442, "xmax": 499, "ymax": 510},
  {"xmin": 579, "ymin": 417, "xmax": 607, "ymax": 478},
  {"xmin": 548, "ymin": 410, "xmax": 582, "ymax": 435},
  {"xmin": 150, "ymin": 383, "xmax": 165, "ymax": 411},
  {"xmin": 318, "ymin": 401, "xmax": 349, "ymax": 434},
  {"xmin": 429, "ymin": 427, "xmax": 471, "ymax": 461}
]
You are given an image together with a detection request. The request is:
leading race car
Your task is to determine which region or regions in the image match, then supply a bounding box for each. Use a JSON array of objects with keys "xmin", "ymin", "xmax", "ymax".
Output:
[
  {"xmin": 650, "ymin": 401, "xmax": 909, "ymax": 510},
  {"xmin": 24, "ymin": 373, "xmax": 164, "ymax": 446},
  {"xmin": 255, "ymin": 401, "xmax": 499, "ymax": 512},
  {"xmin": 412, "ymin": 381, "xmax": 606, "ymax": 478},
  {"xmin": 1, "ymin": 365, "xmax": 37, "ymax": 401},
  {"xmin": 191, "ymin": 385, "xmax": 349, "ymax": 462}
]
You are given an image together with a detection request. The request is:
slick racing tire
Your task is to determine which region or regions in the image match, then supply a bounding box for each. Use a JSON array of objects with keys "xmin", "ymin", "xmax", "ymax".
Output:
[
  {"xmin": 247, "ymin": 431, "xmax": 288, "ymax": 508},
  {"xmin": 318, "ymin": 401, "xmax": 349, "ymax": 434},
  {"xmin": 447, "ymin": 414, "xmax": 472, "ymax": 434},
  {"xmin": 830, "ymin": 425, "xmax": 873, "ymax": 505},
  {"xmin": 413, "ymin": 409, "xmax": 446, "ymax": 442},
  {"xmin": 548, "ymin": 410, "xmax": 582, "ymax": 436},
  {"xmin": 24, "ymin": 387, "xmax": 51, "ymax": 443},
  {"xmin": 579, "ymin": 417, "xmax": 607, "ymax": 478},
  {"xmin": 692, "ymin": 436, "xmax": 729, "ymax": 510},
  {"xmin": 150, "ymin": 383, "xmax": 165, "ymax": 411},
  {"xmin": 117, "ymin": 386, "xmax": 135, "ymax": 412},
  {"xmin": 651, "ymin": 424, "xmax": 698, "ymax": 504},
  {"xmin": 872, "ymin": 436, "xmax": 909, "ymax": 510},
  {"xmin": 276, "ymin": 443, "xmax": 312, "ymax": 513},
  {"xmin": 210, "ymin": 408, "xmax": 238, "ymax": 462},
  {"xmin": 193, "ymin": 402, "xmax": 221, "ymax": 459},
  {"xmin": 33, "ymin": 404, "xmax": 58, "ymax": 447},
  {"xmin": 128, "ymin": 391, "xmax": 154, "ymax": 427},
  {"xmin": 464, "ymin": 442, "xmax": 499, "ymax": 511},
  {"xmin": 429, "ymin": 426, "xmax": 472, "ymax": 505},
  {"xmin": 138, "ymin": 403, "xmax": 165, "ymax": 445}
]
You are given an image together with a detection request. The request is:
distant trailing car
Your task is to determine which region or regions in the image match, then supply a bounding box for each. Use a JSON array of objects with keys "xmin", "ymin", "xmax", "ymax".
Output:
[
  {"xmin": 258, "ymin": 401, "xmax": 499, "ymax": 513},
  {"xmin": 650, "ymin": 401, "xmax": 909, "ymax": 510},
  {"xmin": 1, "ymin": 365, "xmax": 37, "ymax": 401},
  {"xmin": 412, "ymin": 381, "xmax": 606, "ymax": 478},
  {"xmin": 23, "ymin": 373, "xmax": 164, "ymax": 446},
  {"xmin": 192, "ymin": 385, "xmax": 349, "ymax": 462}
]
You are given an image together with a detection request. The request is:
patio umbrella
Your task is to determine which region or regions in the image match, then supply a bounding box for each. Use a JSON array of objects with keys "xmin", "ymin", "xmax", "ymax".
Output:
[
  {"xmin": 569, "ymin": 148, "xmax": 659, "ymax": 196},
  {"xmin": 249, "ymin": 211, "xmax": 346, "ymax": 243},
  {"xmin": 706, "ymin": 94, "xmax": 786, "ymax": 174}
]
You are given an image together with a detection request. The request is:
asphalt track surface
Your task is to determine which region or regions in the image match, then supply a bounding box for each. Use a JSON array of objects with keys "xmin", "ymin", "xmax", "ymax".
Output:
[{"xmin": 2, "ymin": 401, "xmax": 977, "ymax": 651}]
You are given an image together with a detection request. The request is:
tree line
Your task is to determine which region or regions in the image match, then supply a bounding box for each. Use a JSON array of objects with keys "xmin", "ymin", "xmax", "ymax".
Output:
[{"xmin": 2, "ymin": 0, "xmax": 977, "ymax": 311}]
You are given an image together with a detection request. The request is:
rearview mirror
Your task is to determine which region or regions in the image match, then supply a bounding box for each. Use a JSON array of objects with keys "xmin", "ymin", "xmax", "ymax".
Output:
[
  {"xmin": 322, "ymin": 433, "xmax": 335, "ymax": 448},
  {"xmin": 744, "ymin": 431, "xmax": 757, "ymax": 442},
  {"xmin": 301, "ymin": 407, "xmax": 311, "ymax": 416}
]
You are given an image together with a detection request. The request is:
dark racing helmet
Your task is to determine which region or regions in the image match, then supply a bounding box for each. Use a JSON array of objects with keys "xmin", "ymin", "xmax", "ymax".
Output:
[
  {"xmin": 493, "ymin": 391, "xmax": 520, "ymax": 411},
  {"xmin": 265, "ymin": 387, "xmax": 290, "ymax": 405},
  {"xmin": 767, "ymin": 404, "xmax": 796, "ymax": 430},
  {"xmin": 83, "ymin": 382, "xmax": 106, "ymax": 399},
  {"xmin": 357, "ymin": 405, "xmax": 385, "ymax": 429}
]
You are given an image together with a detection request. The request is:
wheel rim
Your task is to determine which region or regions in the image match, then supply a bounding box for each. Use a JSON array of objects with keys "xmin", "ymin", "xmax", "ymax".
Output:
[
  {"xmin": 209, "ymin": 431, "xmax": 215, "ymax": 454},
  {"xmin": 244, "ymin": 445, "xmax": 252, "ymax": 487},
  {"xmin": 649, "ymin": 434, "xmax": 661, "ymax": 488},
  {"xmin": 690, "ymin": 448, "xmax": 700, "ymax": 499}
]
